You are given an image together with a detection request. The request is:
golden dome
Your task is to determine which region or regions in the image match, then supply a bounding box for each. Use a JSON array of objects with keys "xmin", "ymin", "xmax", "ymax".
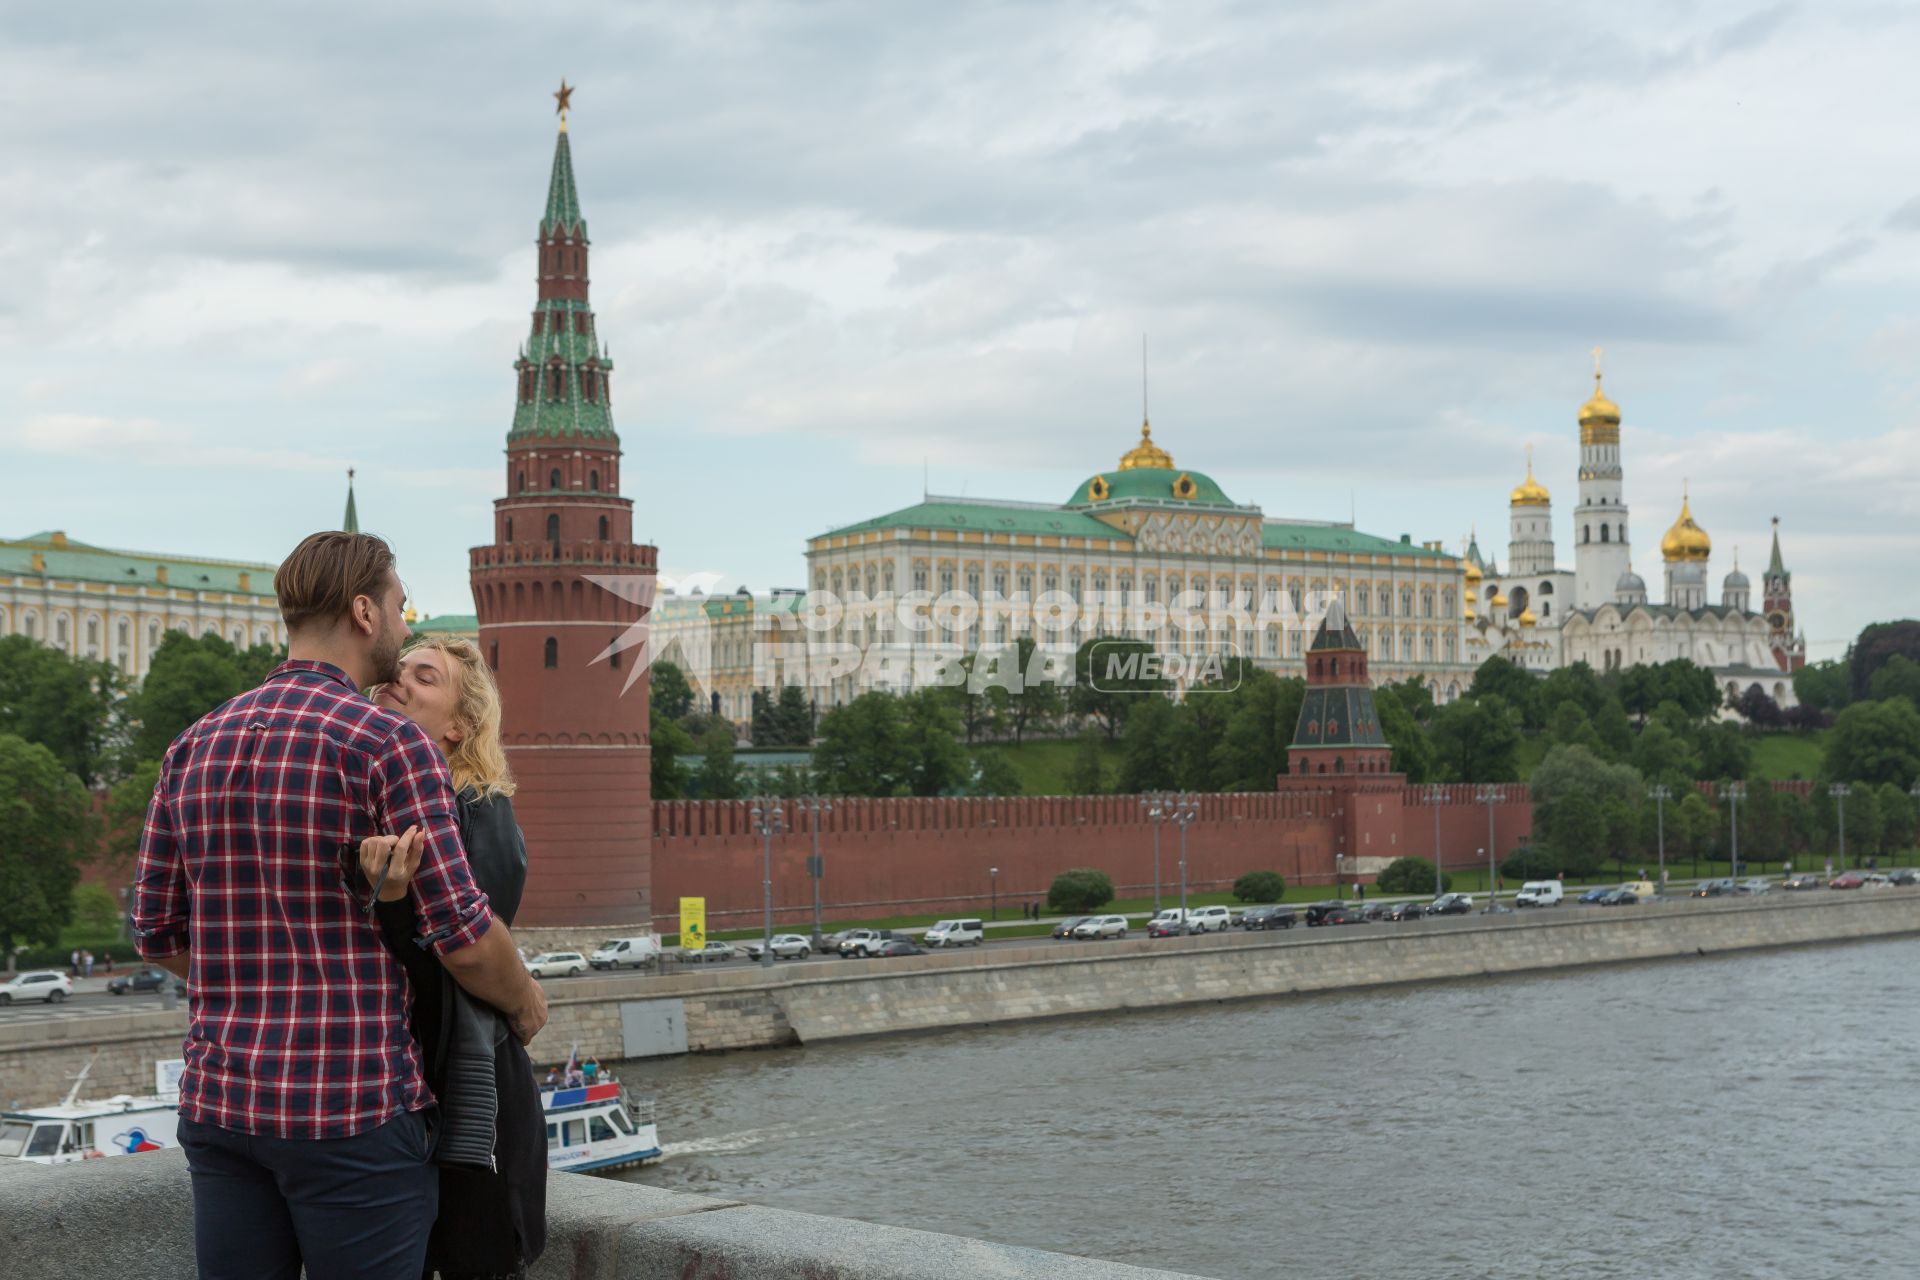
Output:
[
  {"xmin": 1661, "ymin": 491, "xmax": 1712, "ymax": 562},
  {"xmin": 1488, "ymin": 589, "xmax": 1509, "ymax": 609},
  {"xmin": 1463, "ymin": 559, "xmax": 1483, "ymax": 583},
  {"xmin": 1509, "ymin": 455, "xmax": 1551, "ymax": 507},
  {"xmin": 1517, "ymin": 607, "xmax": 1538, "ymax": 627},
  {"xmin": 1118, "ymin": 419, "xmax": 1174, "ymax": 471}
]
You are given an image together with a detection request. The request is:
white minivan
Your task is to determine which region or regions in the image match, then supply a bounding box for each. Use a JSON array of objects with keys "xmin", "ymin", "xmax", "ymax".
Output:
[
  {"xmin": 923, "ymin": 918, "xmax": 985, "ymax": 947},
  {"xmin": 1514, "ymin": 881, "xmax": 1564, "ymax": 907},
  {"xmin": 590, "ymin": 936, "xmax": 662, "ymax": 970}
]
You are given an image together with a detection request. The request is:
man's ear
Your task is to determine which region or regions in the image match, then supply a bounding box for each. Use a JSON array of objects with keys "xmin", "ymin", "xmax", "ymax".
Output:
[{"xmin": 348, "ymin": 592, "xmax": 379, "ymax": 638}]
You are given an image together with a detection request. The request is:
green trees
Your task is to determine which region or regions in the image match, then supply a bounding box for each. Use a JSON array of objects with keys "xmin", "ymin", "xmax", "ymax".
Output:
[
  {"xmin": 1070, "ymin": 637, "xmax": 1167, "ymax": 739},
  {"xmin": 1375, "ymin": 686, "xmax": 1439, "ymax": 782},
  {"xmin": 693, "ymin": 723, "xmax": 744, "ymax": 800},
  {"xmin": 1793, "ymin": 659, "xmax": 1850, "ymax": 713},
  {"xmin": 1046, "ymin": 868, "xmax": 1115, "ymax": 914},
  {"xmin": 1375, "ymin": 857, "xmax": 1447, "ymax": 895},
  {"xmin": 1065, "ymin": 729, "xmax": 1107, "ymax": 795},
  {"xmin": 1116, "ymin": 695, "xmax": 1179, "ymax": 793},
  {"xmin": 0, "ymin": 734, "xmax": 96, "ymax": 957},
  {"xmin": 1875, "ymin": 782, "xmax": 1916, "ymax": 855},
  {"xmin": 1869, "ymin": 655, "xmax": 1920, "ymax": 707},
  {"xmin": 0, "ymin": 635, "xmax": 125, "ymax": 786},
  {"xmin": 1002, "ymin": 637, "xmax": 1064, "ymax": 745},
  {"xmin": 649, "ymin": 706, "xmax": 694, "ymax": 800},
  {"xmin": 651, "ymin": 661, "xmax": 696, "ymax": 721},
  {"xmin": 1430, "ymin": 694, "xmax": 1522, "ymax": 783},
  {"xmin": 1467, "ymin": 656, "xmax": 1541, "ymax": 728},
  {"xmin": 750, "ymin": 685, "xmax": 814, "ymax": 746},
  {"xmin": 1824, "ymin": 699, "xmax": 1920, "ymax": 788},
  {"xmin": 810, "ymin": 690, "xmax": 970, "ymax": 797},
  {"xmin": 1850, "ymin": 621, "xmax": 1920, "ymax": 702},
  {"xmin": 1231, "ymin": 871, "xmax": 1286, "ymax": 903}
]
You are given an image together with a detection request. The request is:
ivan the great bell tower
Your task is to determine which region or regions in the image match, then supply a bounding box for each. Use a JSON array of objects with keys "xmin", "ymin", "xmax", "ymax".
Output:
[{"xmin": 470, "ymin": 86, "xmax": 656, "ymax": 927}]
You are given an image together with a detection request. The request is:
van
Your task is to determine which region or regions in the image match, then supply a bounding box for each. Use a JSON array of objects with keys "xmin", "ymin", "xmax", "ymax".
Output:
[
  {"xmin": 1618, "ymin": 880, "xmax": 1657, "ymax": 899},
  {"xmin": 923, "ymin": 919, "xmax": 985, "ymax": 947},
  {"xmin": 589, "ymin": 936, "xmax": 661, "ymax": 970},
  {"xmin": 1514, "ymin": 881, "xmax": 1564, "ymax": 908}
]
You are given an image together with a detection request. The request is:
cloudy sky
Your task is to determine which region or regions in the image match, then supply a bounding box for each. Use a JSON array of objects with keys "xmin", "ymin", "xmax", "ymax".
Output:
[{"xmin": 5, "ymin": 1, "xmax": 1916, "ymax": 658}]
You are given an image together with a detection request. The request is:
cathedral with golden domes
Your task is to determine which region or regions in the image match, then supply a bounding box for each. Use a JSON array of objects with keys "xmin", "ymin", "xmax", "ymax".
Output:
[{"xmin": 1464, "ymin": 362, "xmax": 1807, "ymax": 707}]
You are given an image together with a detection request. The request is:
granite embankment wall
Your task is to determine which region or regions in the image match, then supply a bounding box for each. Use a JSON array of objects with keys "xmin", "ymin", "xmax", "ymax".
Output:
[
  {"xmin": 7, "ymin": 892, "xmax": 1914, "ymax": 1110},
  {"xmin": 0, "ymin": 1148, "xmax": 1201, "ymax": 1280}
]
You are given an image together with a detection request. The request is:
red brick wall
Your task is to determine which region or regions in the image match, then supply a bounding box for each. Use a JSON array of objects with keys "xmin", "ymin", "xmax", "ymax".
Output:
[{"xmin": 651, "ymin": 791, "xmax": 1341, "ymax": 929}]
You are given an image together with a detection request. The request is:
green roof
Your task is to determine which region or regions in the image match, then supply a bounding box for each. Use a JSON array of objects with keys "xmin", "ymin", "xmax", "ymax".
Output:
[
  {"xmin": 1261, "ymin": 523, "xmax": 1451, "ymax": 559},
  {"xmin": 542, "ymin": 129, "xmax": 585, "ymax": 238},
  {"xmin": 819, "ymin": 501, "xmax": 1130, "ymax": 541},
  {"xmin": 1292, "ymin": 686, "xmax": 1390, "ymax": 749},
  {"xmin": 0, "ymin": 532, "xmax": 278, "ymax": 596},
  {"xmin": 1067, "ymin": 466, "xmax": 1236, "ymax": 508},
  {"xmin": 414, "ymin": 613, "xmax": 479, "ymax": 636}
]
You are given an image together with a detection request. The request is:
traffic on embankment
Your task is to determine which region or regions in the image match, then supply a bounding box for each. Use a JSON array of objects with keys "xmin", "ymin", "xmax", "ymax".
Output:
[{"xmin": 4, "ymin": 882, "xmax": 1917, "ymax": 1110}]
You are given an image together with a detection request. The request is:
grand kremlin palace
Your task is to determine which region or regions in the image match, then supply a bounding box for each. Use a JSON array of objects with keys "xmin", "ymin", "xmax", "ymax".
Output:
[
  {"xmin": 0, "ymin": 530, "xmax": 285, "ymax": 677},
  {"xmin": 796, "ymin": 418, "xmax": 1477, "ymax": 706}
]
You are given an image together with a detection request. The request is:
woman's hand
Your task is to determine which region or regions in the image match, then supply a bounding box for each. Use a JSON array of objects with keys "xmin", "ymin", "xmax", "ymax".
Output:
[{"xmin": 358, "ymin": 826, "xmax": 423, "ymax": 902}]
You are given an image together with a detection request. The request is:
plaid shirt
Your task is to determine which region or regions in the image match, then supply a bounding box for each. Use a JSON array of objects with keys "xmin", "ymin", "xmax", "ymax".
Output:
[{"xmin": 134, "ymin": 660, "xmax": 493, "ymax": 1139}]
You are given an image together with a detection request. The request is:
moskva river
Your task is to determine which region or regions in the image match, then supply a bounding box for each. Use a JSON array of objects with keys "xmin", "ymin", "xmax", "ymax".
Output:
[{"xmin": 618, "ymin": 937, "xmax": 1920, "ymax": 1278}]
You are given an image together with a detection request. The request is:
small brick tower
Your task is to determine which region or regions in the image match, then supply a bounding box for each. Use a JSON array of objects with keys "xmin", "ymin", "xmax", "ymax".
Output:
[
  {"xmin": 1280, "ymin": 597, "xmax": 1405, "ymax": 883},
  {"xmin": 1287, "ymin": 598, "xmax": 1393, "ymax": 777},
  {"xmin": 1762, "ymin": 517, "xmax": 1803, "ymax": 673},
  {"xmin": 469, "ymin": 88, "xmax": 657, "ymax": 926}
]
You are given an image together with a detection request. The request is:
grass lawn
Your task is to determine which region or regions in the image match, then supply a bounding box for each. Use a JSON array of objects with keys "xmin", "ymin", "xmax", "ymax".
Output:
[
  {"xmin": 1750, "ymin": 731, "xmax": 1827, "ymax": 781},
  {"xmin": 989, "ymin": 736, "xmax": 1124, "ymax": 795}
]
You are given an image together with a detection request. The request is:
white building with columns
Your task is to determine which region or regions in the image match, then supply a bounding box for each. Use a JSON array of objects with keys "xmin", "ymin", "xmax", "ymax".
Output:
[{"xmin": 0, "ymin": 530, "xmax": 285, "ymax": 679}]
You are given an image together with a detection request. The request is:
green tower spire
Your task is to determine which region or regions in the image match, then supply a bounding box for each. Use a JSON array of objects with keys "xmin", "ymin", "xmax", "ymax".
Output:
[
  {"xmin": 342, "ymin": 468, "xmax": 360, "ymax": 533},
  {"xmin": 508, "ymin": 95, "xmax": 616, "ymax": 445}
]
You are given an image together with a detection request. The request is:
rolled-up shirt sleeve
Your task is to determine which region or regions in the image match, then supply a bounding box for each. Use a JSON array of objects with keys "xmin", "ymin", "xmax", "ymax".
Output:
[
  {"xmin": 132, "ymin": 759, "xmax": 190, "ymax": 959},
  {"xmin": 373, "ymin": 721, "xmax": 493, "ymax": 956}
]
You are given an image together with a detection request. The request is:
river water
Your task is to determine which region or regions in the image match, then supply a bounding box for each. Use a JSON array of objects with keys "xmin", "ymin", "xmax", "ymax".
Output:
[{"xmin": 617, "ymin": 938, "xmax": 1919, "ymax": 1279}]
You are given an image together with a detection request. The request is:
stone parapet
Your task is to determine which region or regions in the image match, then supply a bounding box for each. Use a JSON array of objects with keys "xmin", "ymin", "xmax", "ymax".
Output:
[{"xmin": 0, "ymin": 1149, "xmax": 1203, "ymax": 1279}]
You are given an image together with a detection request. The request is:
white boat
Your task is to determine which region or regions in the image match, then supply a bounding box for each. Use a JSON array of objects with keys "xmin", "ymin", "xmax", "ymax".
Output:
[
  {"xmin": 541, "ymin": 1079, "xmax": 662, "ymax": 1174},
  {"xmin": 1, "ymin": 1057, "xmax": 179, "ymax": 1165}
]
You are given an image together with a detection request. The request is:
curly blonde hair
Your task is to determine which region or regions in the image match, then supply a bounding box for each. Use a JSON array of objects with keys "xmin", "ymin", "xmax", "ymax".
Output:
[{"xmin": 400, "ymin": 633, "xmax": 517, "ymax": 799}]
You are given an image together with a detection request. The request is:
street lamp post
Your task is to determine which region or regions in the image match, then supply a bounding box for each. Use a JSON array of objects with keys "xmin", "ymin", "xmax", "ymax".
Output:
[
  {"xmin": 1172, "ymin": 794, "xmax": 1199, "ymax": 919},
  {"xmin": 1830, "ymin": 784, "xmax": 1850, "ymax": 874},
  {"xmin": 1425, "ymin": 785, "xmax": 1446, "ymax": 899},
  {"xmin": 1719, "ymin": 783, "xmax": 1746, "ymax": 882},
  {"xmin": 802, "ymin": 795, "xmax": 832, "ymax": 951},
  {"xmin": 1475, "ymin": 787, "xmax": 1501, "ymax": 909},
  {"xmin": 990, "ymin": 866, "xmax": 1000, "ymax": 921},
  {"xmin": 1648, "ymin": 785, "xmax": 1672, "ymax": 889},
  {"xmin": 750, "ymin": 799, "xmax": 788, "ymax": 969},
  {"xmin": 1142, "ymin": 793, "xmax": 1167, "ymax": 914}
]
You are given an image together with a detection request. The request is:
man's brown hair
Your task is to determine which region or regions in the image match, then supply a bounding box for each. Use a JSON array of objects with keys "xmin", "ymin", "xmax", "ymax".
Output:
[{"xmin": 275, "ymin": 531, "xmax": 397, "ymax": 633}]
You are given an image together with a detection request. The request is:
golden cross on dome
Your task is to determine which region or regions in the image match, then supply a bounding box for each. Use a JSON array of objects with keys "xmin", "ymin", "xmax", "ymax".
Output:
[
  {"xmin": 1592, "ymin": 345, "xmax": 1604, "ymax": 378},
  {"xmin": 554, "ymin": 79, "xmax": 575, "ymax": 126}
]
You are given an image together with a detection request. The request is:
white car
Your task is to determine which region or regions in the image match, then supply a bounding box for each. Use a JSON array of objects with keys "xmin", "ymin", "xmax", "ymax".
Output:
[
  {"xmin": 1185, "ymin": 906, "xmax": 1232, "ymax": 934},
  {"xmin": 1071, "ymin": 914, "xmax": 1129, "ymax": 940},
  {"xmin": 526, "ymin": 951, "xmax": 588, "ymax": 978},
  {"xmin": 922, "ymin": 919, "xmax": 985, "ymax": 947},
  {"xmin": 589, "ymin": 936, "xmax": 662, "ymax": 970},
  {"xmin": 743, "ymin": 934, "xmax": 812, "ymax": 961},
  {"xmin": 0, "ymin": 971, "xmax": 73, "ymax": 1006}
]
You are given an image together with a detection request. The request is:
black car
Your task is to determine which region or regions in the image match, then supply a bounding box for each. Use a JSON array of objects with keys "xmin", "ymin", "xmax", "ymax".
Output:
[
  {"xmin": 1387, "ymin": 900, "xmax": 1425, "ymax": 922},
  {"xmin": 1690, "ymin": 879, "xmax": 1735, "ymax": 898},
  {"xmin": 1238, "ymin": 905, "xmax": 1298, "ymax": 931},
  {"xmin": 1306, "ymin": 901, "xmax": 1369, "ymax": 926},
  {"xmin": 1051, "ymin": 916, "xmax": 1090, "ymax": 940},
  {"xmin": 1426, "ymin": 893, "xmax": 1474, "ymax": 916},
  {"xmin": 1597, "ymin": 888, "xmax": 1640, "ymax": 906},
  {"xmin": 873, "ymin": 939, "xmax": 925, "ymax": 957},
  {"xmin": 1304, "ymin": 901, "xmax": 1347, "ymax": 927},
  {"xmin": 106, "ymin": 965, "xmax": 187, "ymax": 997}
]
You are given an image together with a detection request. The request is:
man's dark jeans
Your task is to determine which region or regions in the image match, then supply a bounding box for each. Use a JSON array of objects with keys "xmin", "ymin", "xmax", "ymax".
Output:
[{"xmin": 178, "ymin": 1110, "xmax": 437, "ymax": 1280}]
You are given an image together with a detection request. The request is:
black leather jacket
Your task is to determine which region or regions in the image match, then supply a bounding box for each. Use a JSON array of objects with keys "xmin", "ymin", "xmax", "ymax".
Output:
[{"xmin": 376, "ymin": 788, "xmax": 528, "ymax": 1170}]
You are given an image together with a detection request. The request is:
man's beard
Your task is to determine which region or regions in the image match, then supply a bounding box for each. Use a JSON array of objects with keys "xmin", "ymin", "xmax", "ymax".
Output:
[{"xmin": 370, "ymin": 619, "xmax": 404, "ymax": 686}]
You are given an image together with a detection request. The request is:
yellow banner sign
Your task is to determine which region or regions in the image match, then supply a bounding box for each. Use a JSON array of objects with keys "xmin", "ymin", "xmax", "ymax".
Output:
[{"xmin": 679, "ymin": 897, "xmax": 707, "ymax": 950}]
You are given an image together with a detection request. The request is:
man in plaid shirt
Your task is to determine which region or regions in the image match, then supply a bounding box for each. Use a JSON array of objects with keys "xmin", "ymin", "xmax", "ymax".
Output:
[{"xmin": 134, "ymin": 531, "xmax": 548, "ymax": 1280}]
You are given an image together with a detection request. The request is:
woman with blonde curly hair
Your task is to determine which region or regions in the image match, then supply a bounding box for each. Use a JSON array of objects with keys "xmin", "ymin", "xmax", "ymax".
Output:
[{"xmin": 359, "ymin": 634, "xmax": 545, "ymax": 1279}]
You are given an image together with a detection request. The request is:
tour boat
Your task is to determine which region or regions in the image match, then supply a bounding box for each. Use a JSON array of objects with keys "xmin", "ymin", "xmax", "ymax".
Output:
[
  {"xmin": 541, "ymin": 1078, "xmax": 662, "ymax": 1174},
  {"xmin": 0, "ymin": 1057, "xmax": 179, "ymax": 1165}
]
